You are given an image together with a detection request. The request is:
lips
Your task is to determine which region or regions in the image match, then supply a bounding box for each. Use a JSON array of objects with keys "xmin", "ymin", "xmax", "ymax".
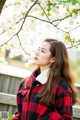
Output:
[{"xmin": 34, "ymin": 57, "xmax": 38, "ymax": 60}]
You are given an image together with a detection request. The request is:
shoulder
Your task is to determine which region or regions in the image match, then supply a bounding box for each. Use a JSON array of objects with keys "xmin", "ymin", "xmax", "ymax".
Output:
[
  {"xmin": 54, "ymin": 77, "xmax": 72, "ymax": 94},
  {"xmin": 18, "ymin": 76, "xmax": 30, "ymax": 90},
  {"xmin": 58, "ymin": 78, "xmax": 70, "ymax": 90}
]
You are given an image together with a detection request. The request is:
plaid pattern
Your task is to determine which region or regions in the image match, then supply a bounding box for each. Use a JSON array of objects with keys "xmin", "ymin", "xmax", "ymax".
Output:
[{"xmin": 12, "ymin": 68, "xmax": 73, "ymax": 120}]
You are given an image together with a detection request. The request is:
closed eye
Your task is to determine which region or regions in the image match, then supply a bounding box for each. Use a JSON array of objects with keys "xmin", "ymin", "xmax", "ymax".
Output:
[
  {"xmin": 37, "ymin": 47, "xmax": 47, "ymax": 53},
  {"xmin": 41, "ymin": 50, "xmax": 46, "ymax": 53}
]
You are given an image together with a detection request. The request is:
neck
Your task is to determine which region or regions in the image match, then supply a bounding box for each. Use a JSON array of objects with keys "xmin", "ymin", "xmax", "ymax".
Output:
[{"xmin": 40, "ymin": 66, "xmax": 50, "ymax": 73}]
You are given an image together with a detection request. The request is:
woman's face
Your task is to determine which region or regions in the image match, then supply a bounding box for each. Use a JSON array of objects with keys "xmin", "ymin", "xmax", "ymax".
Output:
[{"xmin": 34, "ymin": 42, "xmax": 54, "ymax": 68}]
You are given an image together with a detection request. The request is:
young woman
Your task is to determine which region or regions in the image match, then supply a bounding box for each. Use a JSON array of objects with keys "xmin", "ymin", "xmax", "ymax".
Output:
[{"xmin": 12, "ymin": 38, "xmax": 78, "ymax": 120}]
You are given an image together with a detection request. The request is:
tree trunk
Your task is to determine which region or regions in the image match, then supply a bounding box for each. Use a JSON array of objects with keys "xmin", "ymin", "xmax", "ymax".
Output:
[{"xmin": 0, "ymin": 0, "xmax": 6, "ymax": 14}]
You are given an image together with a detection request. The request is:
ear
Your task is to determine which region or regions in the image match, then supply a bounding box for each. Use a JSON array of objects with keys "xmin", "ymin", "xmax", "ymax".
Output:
[{"xmin": 50, "ymin": 57, "xmax": 55, "ymax": 63}]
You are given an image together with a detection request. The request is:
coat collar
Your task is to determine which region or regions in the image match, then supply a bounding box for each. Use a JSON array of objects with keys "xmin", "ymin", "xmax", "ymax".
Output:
[
  {"xmin": 26, "ymin": 67, "xmax": 40, "ymax": 88},
  {"xmin": 36, "ymin": 68, "xmax": 50, "ymax": 84},
  {"xmin": 26, "ymin": 67, "xmax": 50, "ymax": 88}
]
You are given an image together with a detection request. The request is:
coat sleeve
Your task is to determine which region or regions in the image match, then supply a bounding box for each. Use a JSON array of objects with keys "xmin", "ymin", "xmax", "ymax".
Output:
[
  {"xmin": 12, "ymin": 77, "xmax": 29, "ymax": 120},
  {"xmin": 12, "ymin": 110, "xmax": 21, "ymax": 120},
  {"xmin": 39, "ymin": 80, "xmax": 73, "ymax": 120}
]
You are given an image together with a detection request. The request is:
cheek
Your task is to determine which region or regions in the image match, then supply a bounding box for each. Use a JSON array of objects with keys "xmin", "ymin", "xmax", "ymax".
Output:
[{"xmin": 41, "ymin": 55, "xmax": 50, "ymax": 61}]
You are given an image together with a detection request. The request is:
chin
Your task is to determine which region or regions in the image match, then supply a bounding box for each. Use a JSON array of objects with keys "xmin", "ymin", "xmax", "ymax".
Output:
[{"xmin": 35, "ymin": 62, "xmax": 40, "ymax": 66}]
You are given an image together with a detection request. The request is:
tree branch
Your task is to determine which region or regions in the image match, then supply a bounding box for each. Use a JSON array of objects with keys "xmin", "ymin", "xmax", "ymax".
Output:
[
  {"xmin": 16, "ymin": 13, "xmax": 70, "ymax": 34},
  {"xmin": 0, "ymin": 0, "xmax": 6, "ymax": 14},
  {"xmin": 37, "ymin": 2, "xmax": 50, "ymax": 22},
  {"xmin": 68, "ymin": 32, "xmax": 74, "ymax": 46},
  {"xmin": 51, "ymin": 15, "xmax": 70, "ymax": 23},
  {"xmin": 26, "ymin": 14, "xmax": 67, "ymax": 33},
  {"xmin": 69, "ymin": 24, "xmax": 80, "ymax": 33},
  {"xmin": 0, "ymin": 30, "xmax": 5, "ymax": 35},
  {"xmin": 54, "ymin": 8, "xmax": 80, "ymax": 26},
  {"xmin": 67, "ymin": 42, "xmax": 80, "ymax": 49},
  {"xmin": 0, "ymin": 31, "xmax": 19, "ymax": 47},
  {"xmin": 17, "ymin": 34, "xmax": 30, "ymax": 55},
  {"xmin": 0, "ymin": 0, "xmax": 80, "ymax": 51},
  {"xmin": 18, "ymin": 0, "xmax": 38, "ymax": 32},
  {"xmin": 27, "ymin": 15, "xmax": 51, "ymax": 23},
  {"xmin": 0, "ymin": 0, "xmax": 38, "ymax": 47}
]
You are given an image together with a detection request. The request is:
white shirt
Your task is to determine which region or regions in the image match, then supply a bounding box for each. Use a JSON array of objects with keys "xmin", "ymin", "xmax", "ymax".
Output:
[{"xmin": 36, "ymin": 68, "xmax": 50, "ymax": 84}]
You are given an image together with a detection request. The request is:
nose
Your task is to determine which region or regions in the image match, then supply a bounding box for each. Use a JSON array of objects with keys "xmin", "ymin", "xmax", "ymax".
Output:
[{"xmin": 36, "ymin": 50, "xmax": 40, "ymax": 56}]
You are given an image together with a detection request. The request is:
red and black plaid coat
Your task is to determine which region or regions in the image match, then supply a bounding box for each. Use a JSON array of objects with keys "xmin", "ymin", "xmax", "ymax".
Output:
[{"xmin": 12, "ymin": 68, "xmax": 73, "ymax": 120}]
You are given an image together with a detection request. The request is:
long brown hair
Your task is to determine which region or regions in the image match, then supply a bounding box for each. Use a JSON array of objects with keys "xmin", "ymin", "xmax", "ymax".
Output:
[{"xmin": 38, "ymin": 38, "xmax": 78, "ymax": 106}]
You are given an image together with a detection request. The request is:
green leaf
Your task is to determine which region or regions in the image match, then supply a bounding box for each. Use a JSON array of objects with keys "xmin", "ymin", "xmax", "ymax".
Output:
[
  {"xmin": 8, "ymin": 113, "xmax": 13, "ymax": 120},
  {"xmin": 16, "ymin": 2, "xmax": 21, "ymax": 5},
  {"xmin": 52, "ymin": 3, "xmax": 59, "ymax": 9},
  {"xmin": 10, "ymin": 44, "xmax": 14, "ymax": 48},
  {"xmin": 47, "ymin": 0, "xmax": 52, "ymax": 12},
  {"xmin": 66, "ymin": 7, "xmax": 72, "ymax": 16},
  {"xmin": 76, "ymin": 22, "xmax": 79, "ymax": 24},
  {"xmin": 56, "ymin": 6, "xmax": 59, "ymax": 9},
  {"xmin": 66, "ymin": 7, "xmax": 70, "ymax": 12},
  {"xmin": 52, "ymin": 3, "xmax": 56, "ymax": 7},
  {"xmin": 26, "ymin": 6, "xmax": 28, "ymax": 8},
  {"xmin": 75, "ymin": 45, "xmax": 78, "ymax": 48},
  {"xmin": 47, "ymin": 11, "xmax": 51, "ymax": 16},
  {"xmin": 31, "ymin": 19, "xmax": 34, "ymax": 22},
  {"xmin": 6, "ymin": 42, "xmax": 8, "ymax": 45},
  {"xmin": 22, "ymin": 12, "xmax": 26, "ymax": 17},
  {"xmin": 72, "ymin": 0, "xmax": 78, "ymax": 5},
  {"xmin": 59, "ymin": 0, "xmax": 80, "ymax": 4},
  {"xmin": 9, "ymin": 27, "xmax": 13, "ymax": 30},
  {"xmin": 72, "ymin": 9, "xmax": 78, "ymax": 14},
  {"xmin": 41, "ymin": 12, "xmax": 44, "ymax": 16},
  {"xmin": 65, "ymin": 35, "xmax": 71, "ymax": 41},
  {"xmin": 78, "ymin": 39, "xmax": 80, "ymax": 43}
]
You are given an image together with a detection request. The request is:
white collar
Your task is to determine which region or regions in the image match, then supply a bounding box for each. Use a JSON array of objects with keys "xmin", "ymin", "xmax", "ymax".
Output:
[{"xmin": 36, "ymin": 68, "xmax": 50, "ymax": 84}]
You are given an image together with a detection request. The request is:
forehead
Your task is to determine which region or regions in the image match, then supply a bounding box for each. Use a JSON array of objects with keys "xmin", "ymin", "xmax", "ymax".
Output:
[{"xmin": 40, "ymin": 42, "xmax": 50, "ymax": 50}]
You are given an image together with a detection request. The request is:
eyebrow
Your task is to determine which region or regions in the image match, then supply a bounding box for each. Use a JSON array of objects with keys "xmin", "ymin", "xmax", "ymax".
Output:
[{"xmin": 38, "ymin": 47, "xmax": 48, "ymax": 51}]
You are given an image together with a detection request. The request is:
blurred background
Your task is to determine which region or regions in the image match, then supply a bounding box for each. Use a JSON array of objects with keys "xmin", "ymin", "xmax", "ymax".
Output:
[
  {"xmin": 0, "ymin": 0, "xmax": 80, "ymax": 119},
  {"xmin": 0, "ymin": 0, "xmax": 80, "ymax": 83},
  {"xmin": 0, "ymin": 47, "xmax": 80, "ymax": 83}
]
